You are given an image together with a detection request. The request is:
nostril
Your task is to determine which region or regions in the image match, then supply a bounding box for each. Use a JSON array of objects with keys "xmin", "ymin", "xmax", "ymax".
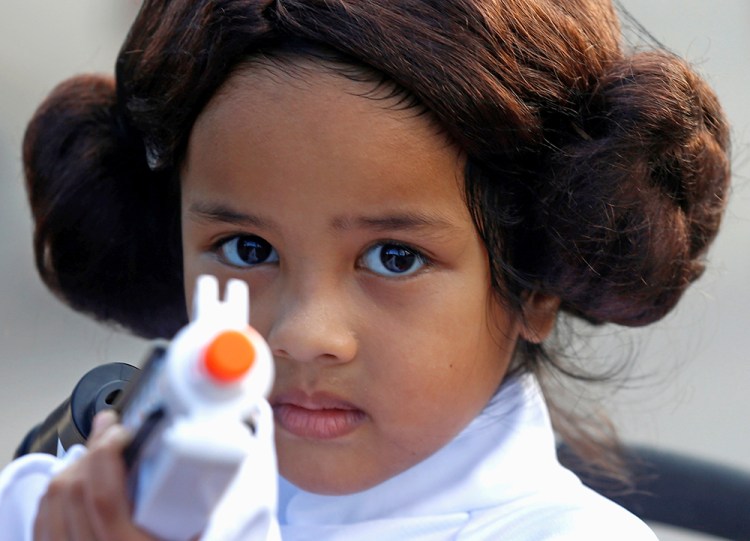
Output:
[{"xmin": 272, "ymin": 346, "xmax": 291, "ymax": 359}]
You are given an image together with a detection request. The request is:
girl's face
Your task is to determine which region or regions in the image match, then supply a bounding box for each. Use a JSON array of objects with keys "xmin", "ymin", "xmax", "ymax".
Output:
[{"xmin": 181, "ymin": 64, "xmax": 526, "ymax": 494}]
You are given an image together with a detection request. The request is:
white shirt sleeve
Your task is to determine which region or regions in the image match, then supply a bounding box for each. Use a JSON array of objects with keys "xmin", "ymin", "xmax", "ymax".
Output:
[{"xmin": 0, "ymin": 445, "xmax": 86, "ymax": 541}]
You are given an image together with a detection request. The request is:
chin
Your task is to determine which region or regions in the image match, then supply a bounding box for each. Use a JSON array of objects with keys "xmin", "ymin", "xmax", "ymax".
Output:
[{"xmin": 279, "ymin": 459, "xmax": 390, "ymax": 495}]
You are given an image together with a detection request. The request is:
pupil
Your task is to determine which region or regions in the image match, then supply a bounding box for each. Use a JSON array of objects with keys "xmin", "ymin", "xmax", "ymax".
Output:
[
  {"xmin": 381, "ymin": 245, "xmax": 415, "ymax": 273},
  {"xmin": 237, "ymin": 237, "xmax": 271, "ymax": 264}
]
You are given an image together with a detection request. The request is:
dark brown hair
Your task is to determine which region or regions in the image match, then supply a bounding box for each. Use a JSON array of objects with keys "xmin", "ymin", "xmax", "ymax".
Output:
[{"xmin": 23, "ymin": 0, "xmax": 731, "ymax": 475}]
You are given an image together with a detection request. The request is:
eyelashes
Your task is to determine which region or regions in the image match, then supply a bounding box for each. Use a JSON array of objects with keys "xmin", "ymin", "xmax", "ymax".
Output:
[
  {"xmin": 214, "ymin": 234, "xmax": 430, "ymax": 277},
  {"xmin": 360, "ymin": 243, "xmax": 428, "ymax": 277},
  {"xmin": 217, "ymin": 235, "xmax": 279, "ymax": 267}
]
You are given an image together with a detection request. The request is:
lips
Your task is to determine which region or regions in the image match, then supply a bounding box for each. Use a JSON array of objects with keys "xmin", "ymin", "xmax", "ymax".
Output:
[{"xmin": 271, "ymin": 390, "xmax": 367, "ymax": 440}]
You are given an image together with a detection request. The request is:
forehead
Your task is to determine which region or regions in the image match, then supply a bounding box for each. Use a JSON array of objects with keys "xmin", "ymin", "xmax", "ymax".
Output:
[
  {"xmin": 184, "ymin": 60, "xmax": 464, "ymax": 196},
  {"xmin": 199, "ymin": 56, "xmax": 446, "ymax": 146}
]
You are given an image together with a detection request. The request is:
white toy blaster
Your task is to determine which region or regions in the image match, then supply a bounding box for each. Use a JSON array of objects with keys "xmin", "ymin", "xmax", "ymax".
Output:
[
  {"xmin": 114, "ymin": 275, "xmax": 275, "ymax": 540},
  {"xmin": 13, "ymin": 275, "xmax": 277, "ymax": 540}
]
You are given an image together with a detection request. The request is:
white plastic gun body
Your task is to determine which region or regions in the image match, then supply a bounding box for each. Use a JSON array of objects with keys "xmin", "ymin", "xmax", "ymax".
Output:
[{"xmin": 120, "ymin": 275, "xmax": 276, "ymax": 541}]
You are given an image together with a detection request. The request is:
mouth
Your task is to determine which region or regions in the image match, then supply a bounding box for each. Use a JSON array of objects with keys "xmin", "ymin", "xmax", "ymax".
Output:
[{"xmin": 271, "ymin": 390, "xmax": 367, "ymax": 440}]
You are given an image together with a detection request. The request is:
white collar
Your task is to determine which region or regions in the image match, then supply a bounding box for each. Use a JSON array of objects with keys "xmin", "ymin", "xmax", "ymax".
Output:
[{"xmin": 278, "ymin": 374, "xmax": 566, "ymax": 537}]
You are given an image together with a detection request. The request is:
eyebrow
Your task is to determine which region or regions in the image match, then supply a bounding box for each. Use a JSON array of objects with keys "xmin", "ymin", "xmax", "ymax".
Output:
[
  {"xmin": 187, "ymin": 202, "xmax": 275, "ymax": 229},
  {"xmin": 331, "ymin": 213, "xmax": 457, "ymax": 233},
  {"xmin": 187, "ymin": 201, "xmax": 458, "ymax": 234}
]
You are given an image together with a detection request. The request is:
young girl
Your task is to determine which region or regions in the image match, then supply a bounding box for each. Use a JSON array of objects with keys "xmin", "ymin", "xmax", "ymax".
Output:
[{"xmin": 0, "ymin": 0, "xmax": 731, "ymax": 539}]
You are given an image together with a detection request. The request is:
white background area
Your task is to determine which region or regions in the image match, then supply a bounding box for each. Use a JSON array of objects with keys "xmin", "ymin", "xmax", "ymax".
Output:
[{"xmin": 0, "ymin": 2, "xmax": 748, "ymax": 540}]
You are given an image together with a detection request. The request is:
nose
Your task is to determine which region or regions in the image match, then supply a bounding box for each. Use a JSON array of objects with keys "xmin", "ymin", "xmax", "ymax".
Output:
[{"xmin": 265, "ymin": 285, "xmax": 358, "ymax": 365}]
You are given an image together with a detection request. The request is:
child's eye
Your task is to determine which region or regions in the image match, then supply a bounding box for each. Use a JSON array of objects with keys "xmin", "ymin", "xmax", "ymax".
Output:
[
  {"xmin": 217, "ymin": 235, "xmax": 278, "ymax": 268},
  {"xmin": 361, "ymin": 243, "xmax": 428, "ymax": 277}
]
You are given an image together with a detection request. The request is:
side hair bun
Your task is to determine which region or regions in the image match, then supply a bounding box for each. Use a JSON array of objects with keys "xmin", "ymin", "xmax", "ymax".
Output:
[
  {"xmin": 538, "ymin": 51, "xmax": 730, "ymax": 326},
  {"xmin": 23, "ymin": 75, "xmax": 187, "ymax": 338}
]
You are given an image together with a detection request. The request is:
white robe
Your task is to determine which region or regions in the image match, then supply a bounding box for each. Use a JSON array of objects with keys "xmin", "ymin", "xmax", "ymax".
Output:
[{"xmin": 0, "ymin": 374, "xmax": 657, "ymax": 540}]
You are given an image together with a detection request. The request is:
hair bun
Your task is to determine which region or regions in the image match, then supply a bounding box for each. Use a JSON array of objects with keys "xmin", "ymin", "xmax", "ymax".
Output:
[
  {"xmin": 23, "ymin": 75, "xmax": 186, "ymax": 338},
  {"xmin": 541, "ymin": 51, "xmax": 730, "ymax": 326}
]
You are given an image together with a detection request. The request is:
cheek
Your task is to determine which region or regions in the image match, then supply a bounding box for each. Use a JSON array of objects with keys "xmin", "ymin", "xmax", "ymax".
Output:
[
  {"xmin": 368, "ymin": 291, "xmax": 512, "ymax": 399},
  {"xmin": 180, "ymin": 224, "xmax": 202, "ymax": 309},
  {"xmin": 381, "ymin": 283, "xmax": 503, "ymax": 357},
  {"xmin": 181, "ymin": 264, "xmax": 199, "ymax": 316}
]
